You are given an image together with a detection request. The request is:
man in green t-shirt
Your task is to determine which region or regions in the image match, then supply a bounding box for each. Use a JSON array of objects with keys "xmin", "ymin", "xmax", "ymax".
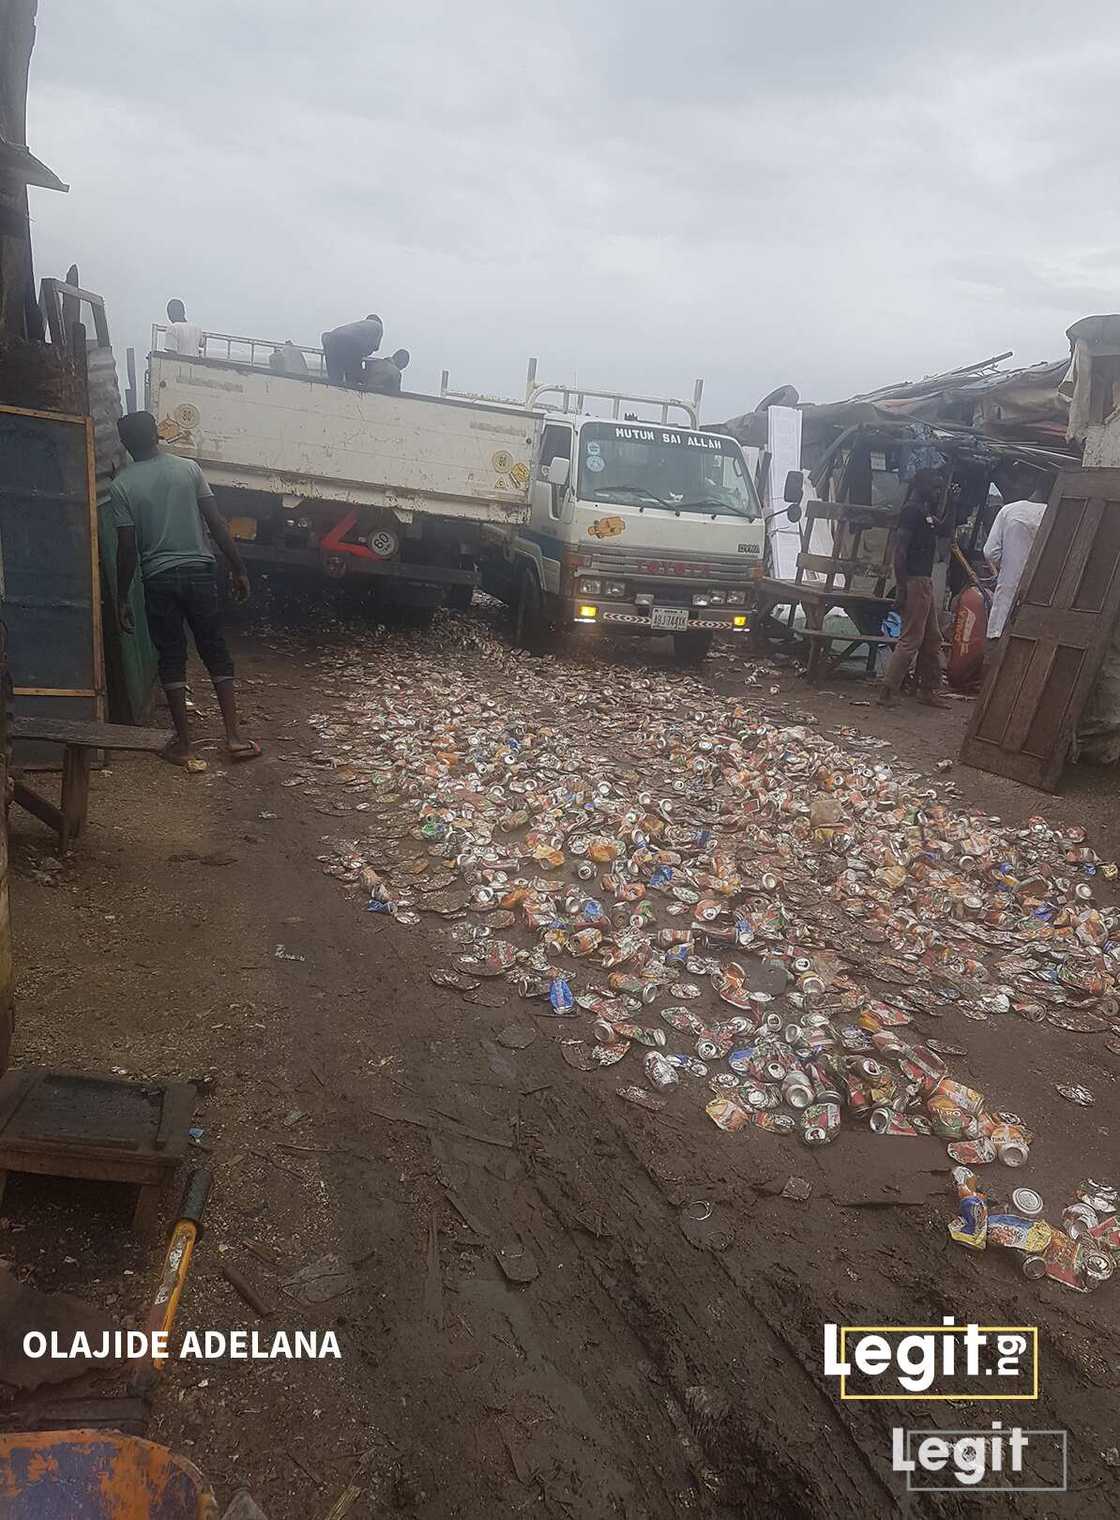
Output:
[{"xmin": 110, "ymin": 411, "xmax": 261, "ymax": 768}]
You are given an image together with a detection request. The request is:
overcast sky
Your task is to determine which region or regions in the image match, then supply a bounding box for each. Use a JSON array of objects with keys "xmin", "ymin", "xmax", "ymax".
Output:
[{"xmin": 24, "ymin": 0, "xmax": 1120, "ymax": 422}]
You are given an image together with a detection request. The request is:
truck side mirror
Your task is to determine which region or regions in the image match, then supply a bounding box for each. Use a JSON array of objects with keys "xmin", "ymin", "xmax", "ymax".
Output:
[
  {"xmin": 546, "ymin": 456, "xmax": 571, "ymax": 489},
  {"xmin": 783, "ymin": 469, "xmax": 804, "ymax": 504},
  {"xmin": 786, "ymin": 501, "xmax": 803, "ymax": 524}
]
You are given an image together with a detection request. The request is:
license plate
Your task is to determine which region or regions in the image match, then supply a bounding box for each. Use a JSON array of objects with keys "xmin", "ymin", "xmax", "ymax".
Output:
[
  {"xmin": 228, "ymin": 515, "xmax": 258, "ymax": 542},
  {"xmin": 650, "ymin": 606, "xmax": 690, "ymax": 632}
]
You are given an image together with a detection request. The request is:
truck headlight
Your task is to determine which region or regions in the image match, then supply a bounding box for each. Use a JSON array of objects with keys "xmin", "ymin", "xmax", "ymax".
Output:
[
  {"xmin": 692, "ymin": 594, "xmax": 710, "ymax": 607},
  {"xmin": 605, "ymin": 580, "xmax": 626, "ymax": 598},
  {"xmin": 579, "ymin": 578, "xmax": 602, "ymax": 596},
  {"xmin": 708, "ymin": 592, "xmax": 726, "ymax": 606},
  {"xmin": 726, "ymin": 591, "xmax": 745, "ymax": 606},
  {"xmin": 635, "ymin": 593, "xmax": 654, "ymax": 607}
]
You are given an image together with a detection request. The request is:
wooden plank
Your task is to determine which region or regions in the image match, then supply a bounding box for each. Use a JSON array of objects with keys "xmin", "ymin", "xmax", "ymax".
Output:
[
  {"xmin": 797, "ymin": 553, "xmax": 893, "ymax": 579},
  {"xmin": 797, "ymin": 501, "xmax": 900, "ymax": 528},
  {"xmin": 799, "ymin": 631, "xmax": 896, "ymax": 645},
  {"xmin": 10, "ymin": 716, "xmax": 172, "ymax": 751},
  {"xmin": 9, "ymin": 780, "xmax": 62, "ymax": 836},
  {"xmin": 0, "ymin": 403, "xmax": 89, "ymax": 429},
  {"xmin": 961, "ymin": 468, "xmax": 1120, "ymax": 791}
]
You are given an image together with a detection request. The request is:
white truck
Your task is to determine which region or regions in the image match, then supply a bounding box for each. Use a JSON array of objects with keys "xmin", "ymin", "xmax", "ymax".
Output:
[
  {"xmin": 468, "ymin": 373, "xmax": 767, "ymax": 661},
  {"xmin": 147, "ymin": 327, "xmax": 541, "ymax": 617},
  {"xmin": 147, "ymin": 331, "xmax": 767, "ymax": 656}
]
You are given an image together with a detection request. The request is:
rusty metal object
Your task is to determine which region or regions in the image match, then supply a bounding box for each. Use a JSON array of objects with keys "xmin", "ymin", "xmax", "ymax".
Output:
[{"xmin": 0, "ymin": 1429, "xmax": 218, "ymax": 1519}]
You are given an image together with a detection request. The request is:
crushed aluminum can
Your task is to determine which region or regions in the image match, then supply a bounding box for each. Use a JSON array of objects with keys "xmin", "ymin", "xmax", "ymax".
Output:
[
  {"xmin": 549, "ymin": 975, "xmax": 575, "ymax": 1015},
  {"xmin": 987, "ymin": 1123, "xmax": 1030, "ymax": 1167},
  {"xmin": 869, "ymin": 1108, "xmax": 919, "ymax": 1137},
  {"xmin": 665, "ymin": 1054, "xmax": 709, "ymax": 1078},
  {"xmin": 931, "ymin": 1076, "xmax": 986, "ymax": 1115},
  {"xmin": 987, "ymin": 1215, "xmax": 1053, "ymax": 1253},
  {"xmin": 947, "ymin": 1137, "xmax": 998, "ymax": 1165},
  {"xmin": 644, "ymin": 1052, "xmax": 679, "ymax": 1091},
  {"xmin": 782, "ymin": 1072, "xmax": 814, "ymax": 1110},
  {"xmin": 1082, "ymin": 1250, "xmax": 1115, "ymax": 1286},
  {"xmin": 430, "ymin": 968, "xmax": 480, "ymax": 992},
  {"xmin": 590, "ymin": 1041, "xmax": 630, "ymax": 1068},
  {"xmin": 617, "ymin": 1085, "xmax": 667, "ymax": 1113},
  {"xmin": 744, "ymin": 1085, "xmax": 781, "ymax": 1110},
  {"xmin": 1056, "ymin": 1083, "xmax": 1095, "ymax": 1106},
  {"xmin": 1089, "ymin": 1215, "xmax": 1120, "ymax": 1251},
  {"xmin": 1062, "ymin": 1202, "xmax": 1100, "ymax": 1240},
  {"xmin": 660, "ymin": 1005, "xmax": 703, "ymax": 1034},
  {"xmin": 843, "ymin": 1073, "xmax": 870, "ymax": 1113},
  {"xmin": 1022, "ymin": 1255, "xmax": 1048, "ymax": 1280},
  {"xmin": 1011, "ymin": 1187, "xmax": 1044, "ymax": 1219},
  {"xmin": 1040, "ymin": 1228, "xmax": 1084, "ymax": 1290},
  {"xmin": 948, "ymin": 1166, "xmax": 988, "ymax": 1250},
  {"xmin": 801, "ymin": 1101, "xmax": 840, "ymax": 1144},
  {"xmin": 706, "ymin": 1095, "xmax": 751, "ymax": 1132},
  {"xmin": 749, "ymin": 1110, "xmax": 797, "ymax": 1134}
]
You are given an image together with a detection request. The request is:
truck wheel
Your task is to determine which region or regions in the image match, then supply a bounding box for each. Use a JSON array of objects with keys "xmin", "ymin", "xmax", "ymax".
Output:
[
  {"xmin": 446, "ymin": 582, "xmax": 474, "ymax": 613},
  {"xmin": 514, "ymin": 570, "xmax": 549, "ymax": 651},
  {"xmin": 673, "ymin": 630, "xmax": 714, "ymax": 665}
]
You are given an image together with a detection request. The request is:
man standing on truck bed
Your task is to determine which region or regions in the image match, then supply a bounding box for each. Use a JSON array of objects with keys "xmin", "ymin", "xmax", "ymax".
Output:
[
  {"xmin": 111, "ymin": 412, "xmax": 262, "ymax": 769},
  {"xmin": 164, "ymin": 298, "xmax": 203, "ymax": 356},
  {"xmin": 321, "ymin": 314, "xmax": 384, "ymax": 385}
]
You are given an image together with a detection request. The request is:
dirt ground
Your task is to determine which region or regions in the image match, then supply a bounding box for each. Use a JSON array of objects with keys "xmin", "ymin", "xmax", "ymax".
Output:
[{"xmin": 2, "ymin": 598, "xmax": 1118, "ymax": 1520}]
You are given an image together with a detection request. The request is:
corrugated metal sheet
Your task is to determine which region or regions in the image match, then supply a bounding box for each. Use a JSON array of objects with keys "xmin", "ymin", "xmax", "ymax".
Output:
[{"xmin": 86, "ymin": 340, "xmax": 124, "ymax": 503}]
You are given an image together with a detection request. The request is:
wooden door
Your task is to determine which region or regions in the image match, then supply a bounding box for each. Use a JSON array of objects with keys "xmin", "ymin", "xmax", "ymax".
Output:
[{"xmin": 961, "ymin": 468, "xmax": 1120, "ymax": 790}]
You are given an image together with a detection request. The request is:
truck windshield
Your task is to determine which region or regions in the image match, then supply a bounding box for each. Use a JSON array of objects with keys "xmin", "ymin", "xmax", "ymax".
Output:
[{"xmin": 577, "ymin": 422, "xmax": 761, "ymax": 520}]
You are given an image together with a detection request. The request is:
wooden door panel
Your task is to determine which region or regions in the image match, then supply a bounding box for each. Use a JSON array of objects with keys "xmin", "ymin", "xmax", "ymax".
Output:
[{"xmin": 961, "ymin": 469, "xmax": 1120, "ymax": 791}]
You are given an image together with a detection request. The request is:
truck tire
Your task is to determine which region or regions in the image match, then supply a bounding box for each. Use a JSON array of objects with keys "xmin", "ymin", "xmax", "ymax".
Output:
[
  {"xmin": 672, "ymin": 630, "xmax": 714, "ymax": 665},
  {"xmin": 446, "ymin": 582, "xmax": 474, "ymax": 613},
  {"xmin": 514, "ymin": 569, "xmax": 550, "ymax": 652}
]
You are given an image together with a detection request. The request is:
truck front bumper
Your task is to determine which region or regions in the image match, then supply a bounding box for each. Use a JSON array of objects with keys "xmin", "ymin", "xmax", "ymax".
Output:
[{"xmin": 570, "ymin": 599, "xmax": 750, "ymax": 634}]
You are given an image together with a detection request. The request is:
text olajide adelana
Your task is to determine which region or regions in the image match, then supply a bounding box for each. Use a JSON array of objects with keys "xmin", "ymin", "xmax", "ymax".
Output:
[{"xmin": 23, "ymin": 1329, "xmax": 341, "ymax": 1361}]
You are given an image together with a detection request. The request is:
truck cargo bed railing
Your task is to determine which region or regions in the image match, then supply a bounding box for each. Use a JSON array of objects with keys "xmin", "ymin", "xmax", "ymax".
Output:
[
  {"xmin": 151, "ymin": 325, "xmax": 328, "ymax": 376},
  {"xmin": 441, "ymin": 356, "xmax": 703, "ymax": 427}
]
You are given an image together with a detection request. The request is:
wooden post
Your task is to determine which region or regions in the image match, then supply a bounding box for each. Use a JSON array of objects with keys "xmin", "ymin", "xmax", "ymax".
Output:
[
  {"xmin": 0, "ymin": 0, "xmax": 40, "ymax": 341},
  {"xmin": 59, "ymin": 743, "xmax": 92, "ymax": 853}
]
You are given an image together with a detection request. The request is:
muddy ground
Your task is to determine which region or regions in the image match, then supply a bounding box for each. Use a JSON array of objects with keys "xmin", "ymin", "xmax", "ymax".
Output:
[{"xmin": 1, "ymin": 598, "xmax": 1118, "ymax": 1519}]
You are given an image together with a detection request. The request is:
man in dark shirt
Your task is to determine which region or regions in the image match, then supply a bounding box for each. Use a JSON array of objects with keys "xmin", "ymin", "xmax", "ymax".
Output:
[
  {"xmin": 879, "ymin": 469, "xmax": 950, "ymax": 708},
  {"xmin": 321, "ymin": 315, "xmax": 384, "ymax": 385}
]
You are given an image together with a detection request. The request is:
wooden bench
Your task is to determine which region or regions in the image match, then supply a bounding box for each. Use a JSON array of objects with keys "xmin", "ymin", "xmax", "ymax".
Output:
[{"xmin": 8, "ymin": 717, "xmax": 173, "ymax": 854}]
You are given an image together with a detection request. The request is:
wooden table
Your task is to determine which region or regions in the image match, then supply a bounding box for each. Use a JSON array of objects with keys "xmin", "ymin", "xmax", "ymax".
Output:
[
  {"xmin": 0, "ymin": 1068, "xmax": 195, "ymax": 1232},
  {"xmin": 9, "ymin": 716, "xmax": 173, "ymax": 854},
  {"xmin": 752, "ymin": 577, "xmax": 896, "ymax": 683}
]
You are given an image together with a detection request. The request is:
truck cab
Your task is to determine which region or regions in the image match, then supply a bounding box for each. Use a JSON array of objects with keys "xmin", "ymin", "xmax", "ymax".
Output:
[{"xmin": 479, "ymin": 380, "xmax": 766, "ymax": 661}]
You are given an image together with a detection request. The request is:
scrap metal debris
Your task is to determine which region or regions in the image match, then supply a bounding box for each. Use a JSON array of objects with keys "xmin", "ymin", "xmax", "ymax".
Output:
[
  {"xmin": 947, "ymin": 1172, "xmax": 1117, "ymax": 1292},
  {"xmin": 289, "ymin": 622, "xmax": 1117, "ymax": 1191}
]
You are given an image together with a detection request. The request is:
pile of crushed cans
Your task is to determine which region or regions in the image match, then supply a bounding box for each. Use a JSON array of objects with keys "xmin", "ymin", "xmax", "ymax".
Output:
[
  {"xmin": 295, "ymin": 621, "xmax": 1117, "ymax": 1256},
  {"xmin": 950, "ymin": 1170, "xmax": 1117, "ymax": 1292}
]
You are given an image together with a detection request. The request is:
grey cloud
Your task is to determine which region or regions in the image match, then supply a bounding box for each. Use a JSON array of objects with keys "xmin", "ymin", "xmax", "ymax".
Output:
[{"xmin": 24, "ymin": 0, "xmax": 1120, "ymax": 420}]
